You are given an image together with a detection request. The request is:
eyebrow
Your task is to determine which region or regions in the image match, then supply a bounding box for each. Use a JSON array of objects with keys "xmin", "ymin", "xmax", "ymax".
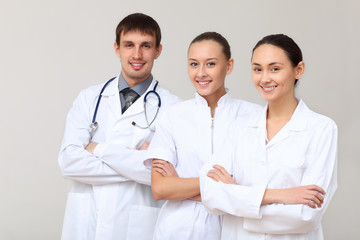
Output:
[
  {"xmin": 188, "ymin": 57, "xmax": 218, "ymax": 61},
  {"xmin": 252, "ymin": 62, "xmax": 284, "ymax": 66},
  {"xmin": 121, "ymin": 40, "xmax": 154, "ymax": 45}
]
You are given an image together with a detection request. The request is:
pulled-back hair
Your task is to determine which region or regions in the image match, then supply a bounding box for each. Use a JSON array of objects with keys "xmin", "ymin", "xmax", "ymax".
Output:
[{"xmin": 190, "ymin": 32, "xmax": 231, "ymax": 60}]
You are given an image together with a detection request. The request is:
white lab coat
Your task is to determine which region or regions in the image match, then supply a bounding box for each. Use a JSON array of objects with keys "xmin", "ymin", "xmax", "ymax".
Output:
[
  {"xmin": 200, "ymin": 100, "xmax": 338, "ymax": 240},
  {"xmin": 145, "ymin": 91, "xmax": 262, "ymax": 240},
  {"xmin": 58, "ymin": 75, "xmax": 180, "ymax": 240}
]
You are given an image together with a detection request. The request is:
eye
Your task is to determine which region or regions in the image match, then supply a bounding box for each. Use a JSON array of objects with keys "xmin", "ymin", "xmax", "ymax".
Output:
[
  {"xmin": 253, "ymin": 67, "xmax": 261, "ymax": 72},
  {"xmin": 207, "ymin": 62, "xmax": 216, "ymax": 67},
  {"xmin": 125, "ymin": 43, "xmax": 133, "ymax": 48},
  {"xmin": 143, "ymin": 44, "xmax": 151, "ymax": 49},
  {"xmin": 271, "ymin": 67, "xmax": 280, "ymax": 72},
  {"xmin": 189, "ymin": 62, "xmax": 198, "ymax": 67}
]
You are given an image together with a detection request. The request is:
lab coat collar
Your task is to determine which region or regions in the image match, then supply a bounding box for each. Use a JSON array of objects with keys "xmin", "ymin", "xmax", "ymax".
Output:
[
  {"xmin": 101, "ymin": 75, "xmax": 120, "ymax": 96},
  {"xmin": 251, "ymin": 99, "xmax": 308, "ymax": 131},
  {"xmin": 250, "ymin": 99, "xmax": 309, "ymax": 147},
  {"xmin": 194, "ymin": 89, "xmax": 232, "ymax": 107}
]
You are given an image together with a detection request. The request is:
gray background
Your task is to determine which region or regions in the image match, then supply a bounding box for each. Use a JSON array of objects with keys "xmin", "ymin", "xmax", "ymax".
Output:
[{"xmin": 1, "ymin": 0, "xmax": 359, "ymax": 239}]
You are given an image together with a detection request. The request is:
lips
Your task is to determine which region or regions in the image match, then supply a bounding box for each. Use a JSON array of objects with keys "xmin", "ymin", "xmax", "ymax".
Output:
[
  {"xmin": 197, "ymin": 80, "xmax": 212, "ymax": 87},
  {"xmin": 130, "ymin": 62, "xmax": 145, "ymax": 70}
]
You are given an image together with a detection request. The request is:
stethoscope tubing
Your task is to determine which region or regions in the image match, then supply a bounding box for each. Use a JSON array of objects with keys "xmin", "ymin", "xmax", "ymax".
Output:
[{"xmin": 90, "ymin": 77, "xmax": 160, "ymax": 133}]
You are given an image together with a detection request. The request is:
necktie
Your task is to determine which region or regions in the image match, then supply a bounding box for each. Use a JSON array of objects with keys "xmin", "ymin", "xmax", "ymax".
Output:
[{"xmin": 121, "ymin": 88, "xmax": 140, "ymax": 113}]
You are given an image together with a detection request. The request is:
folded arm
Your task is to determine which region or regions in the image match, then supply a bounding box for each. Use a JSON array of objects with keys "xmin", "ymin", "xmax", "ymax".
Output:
[
  {"xmin": 151, "ymin": 159, "xmax": 200, "ymax": 201},
  {"xmin": 59, "ymin": 90, "xmax": 138, "ymax": 185},
  {"xmin": 243, "ymin": 121, "xmax": 338, "ymax": 234}
]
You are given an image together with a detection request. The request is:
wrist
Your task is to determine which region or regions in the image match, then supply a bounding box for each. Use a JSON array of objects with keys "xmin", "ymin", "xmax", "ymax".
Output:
[{"xmin": 262, "ymin": 189, "xmax": 282, "ymax": 205}]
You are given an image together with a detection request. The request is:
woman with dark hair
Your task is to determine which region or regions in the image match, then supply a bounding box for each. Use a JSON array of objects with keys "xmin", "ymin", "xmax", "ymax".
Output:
[
  {"xmin": 200, "ymin": 34, "xmax": 338, "ymax": 239},
  {"xmin": 145, "ymin": 32, "xmax": 261, "ymax": 239}
]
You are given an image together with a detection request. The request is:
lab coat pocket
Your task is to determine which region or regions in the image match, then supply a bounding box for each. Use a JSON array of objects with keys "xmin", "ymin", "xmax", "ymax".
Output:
[
  {"xmin": 132, "ymin": 126, "xmax": 154, "ymax": 150},
  {"xmin": 61, "ymin": 193, "xmax": 91, "ymax": 240},
  {"xmin": 127, "ymin": 205, "xmax": 160, "ymax": 240}
]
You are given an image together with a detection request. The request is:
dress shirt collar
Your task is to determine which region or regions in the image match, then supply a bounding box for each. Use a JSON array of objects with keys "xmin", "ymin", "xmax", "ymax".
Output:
[{"xmin": 118, "ymin": 73, "xmax": 153, "ymax": 96}]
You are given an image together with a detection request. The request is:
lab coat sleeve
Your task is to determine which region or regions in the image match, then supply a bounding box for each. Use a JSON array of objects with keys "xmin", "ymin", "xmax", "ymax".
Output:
[
  {"xmin": 200, "ymin": 162, "xmax": 266, "ymax": 218},
  {"xmin": 200, "ymin": 120, "xmax": 266, "ymax": 219},
  {"xmin": 144, "ymin": 110, "xmax": 177, "ymax": 168},
  {"xmin": 92, "ymin": 93, "xmax": 180, "ymax": 185},
  {"xmin": 58, "ymin": 89, "xmax": 129, "ymax": 185},
  {"xmin": 243, "ymin": 120, "xmax": 338, "ymax": 234},
  {"xmin": 93, "ymin": 143, "xmax": 151, "ymax": 185}
]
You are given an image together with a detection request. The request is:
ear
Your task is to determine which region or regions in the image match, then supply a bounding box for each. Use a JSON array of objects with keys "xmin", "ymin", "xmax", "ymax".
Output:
[
  {"xmin": 295, "ymin": 61, "xmax": 305, "ymax": 79},
  {"xmin": 154, "ymin": 44, "xmax": 163, "ymax": 59},
  {"xmin": 226, "ymin": 58, "xmax": 234, "ymax": 75},
  {"xmin": 114, "ymin": 42, "xmax": 121, "ymax": 58}
]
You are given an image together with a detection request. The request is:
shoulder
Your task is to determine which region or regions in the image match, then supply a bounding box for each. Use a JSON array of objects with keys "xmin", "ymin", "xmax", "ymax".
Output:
[
  {"xmin": 295, "ymin": 101, "xmax": 338, "ymax": 139},
  {"xmin": 72, "ymin": 82, "xmax": 104, "ymax": 105},
  {"xmin": 308, "ymin": 112, "xmax": 337, "ymax": 136},
  {"xmin": 301, "ymin": 101, "xmax": 337, "ymax": 128},
  {"xmin": 162, "ymin": 98, "xmax": 195, "ymax": 114},
  {"xmin": 156, "ymin": 85, "xmax": 182, "ymax": 107},
  {"xmin": 226, "ymin": 98, "xmax": 263, "ymax": 117},
  {"xmin": 81, "ymin": 82, "xmax": 104, "ymax": 96},
  {"xmin": 156, "ymin": 98, "xmax": 195, "ymax": 123}
]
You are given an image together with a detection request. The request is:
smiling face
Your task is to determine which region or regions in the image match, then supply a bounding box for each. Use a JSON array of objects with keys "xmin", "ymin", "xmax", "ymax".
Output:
[
  {"xmin": 114, "ymin": 30, "xmax": 162, "ymax": 87},
  {"xmin": 188, "ymin": 40, "xmax": 233, "ymax": 106},
  {"xmin": 251, "ymin": 44, "xmax": 304, "ymax": 104}
]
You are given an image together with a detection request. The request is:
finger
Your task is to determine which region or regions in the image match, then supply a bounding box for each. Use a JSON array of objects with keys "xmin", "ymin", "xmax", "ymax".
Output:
[
  {"xmin": 312, "ymin": 191, "xmax": 324, "ymax": 204},
  {"xmin": 310, "ymin": 192, "xmax": 324, "ymax": 207},
  {"xmin": 307, "ymin": 195, "xmax": 322, "ymax": 208},
  {"xmin": 208, "ymin": 169, "xmax": 224, "ymax": 180},
  {"xmin": 304, "ymin": 191, "xmax": 324, "ymax": 208},
  {"xmin": 154, "ymin": 168, "xmax": 167, "ymax": 176},
  {"xmin": 308, "ymin": 185, "xmax": 325, "ymax": 195},
  {"xmin": 306, "ymin": 200, "xmax": 316, "ymax": 209},
  {"xmin": 152, "ymin": 160, "xmax": 167, "ymax": 166},
  {"xmin": 207, "ymin": 173, "xmax": 219, "ymax": 182},
  {"xmin": 162, "ymin": 162, "xmax": 177, "ymax": 176},
  {"xmin": 212, "ymin": 165, "xmax": 229, "ymax": 175},
  {"xmin": 152, "ymin": 163, "xmax": 166, "ymax": 171},
  {"xmin": 207, "ymin": 172, "xmax": 221, "ymax": 182}
]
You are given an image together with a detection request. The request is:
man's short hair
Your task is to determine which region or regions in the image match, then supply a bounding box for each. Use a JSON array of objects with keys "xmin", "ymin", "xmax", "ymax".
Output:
[{"xmin": 115, "ymin": 13, "xmax": 161, "ymax": 48}]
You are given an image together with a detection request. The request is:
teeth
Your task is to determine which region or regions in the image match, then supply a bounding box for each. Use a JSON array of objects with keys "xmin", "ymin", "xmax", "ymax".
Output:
[
  {"xmin": 198, "ymin": 81, "xmax": 210, "ymax": 85},
  {"xmin": 131, "ymin": 63, "xmax": 144, "ymax": 66},
  {"xmin": 263, "ymin": 86, "xmax": 276, "ymax": 91}
]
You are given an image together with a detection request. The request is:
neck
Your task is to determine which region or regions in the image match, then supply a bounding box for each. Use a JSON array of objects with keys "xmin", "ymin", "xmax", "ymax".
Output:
[
  {"xmin": 203, "ymin": 89, "xmax": 226, "ymax": 118},
  {"xmin": 267, "ymin": 96, "xmax": 298, "ymax": 121},
  {"xmin": 122, "ymin": 73, "xmax": 151, "ymax": 88}
]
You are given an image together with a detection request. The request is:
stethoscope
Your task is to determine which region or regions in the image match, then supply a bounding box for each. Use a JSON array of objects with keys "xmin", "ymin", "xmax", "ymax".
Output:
[{"xmin": 90, "ymin": 77, "xmax": 161, "ymax": 133}]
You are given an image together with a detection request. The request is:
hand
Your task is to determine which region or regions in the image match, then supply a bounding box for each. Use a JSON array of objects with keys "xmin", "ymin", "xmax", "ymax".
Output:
[
  {"xmin": 139, "ymin": 142, "xmax": 150, "ymax": 150},
  {"xmin": 207, "ymin": 164, "xmax": 235, "ymax": 184},
  {"xmin": 85, "ymin": 142, "xmax": 98, "ymax": 154},
  {"xmin": 264, "ymin": 185, "xmax": 325, "ymax": 208},
  {"xmin": 152, "ymin": 159, "xmax": 179, "ymax": 177}
]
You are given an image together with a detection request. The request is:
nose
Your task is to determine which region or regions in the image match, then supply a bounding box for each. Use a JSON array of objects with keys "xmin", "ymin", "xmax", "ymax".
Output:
[
  {"xmin": 196, "ymin": 65, "xmax": 207, "ymax": 78},
  {"xmin": 260, "ymin": 70, "xmax": 271, "ymax": 83},
  {"xmin": 133, "ymin": 46, "xmax": 142, "ymax": 59}
]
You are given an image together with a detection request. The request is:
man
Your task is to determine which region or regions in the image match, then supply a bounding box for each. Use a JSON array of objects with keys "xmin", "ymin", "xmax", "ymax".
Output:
[{"xmin": 58, "ymin": 13, "xmax": 180, "ymax": 240}]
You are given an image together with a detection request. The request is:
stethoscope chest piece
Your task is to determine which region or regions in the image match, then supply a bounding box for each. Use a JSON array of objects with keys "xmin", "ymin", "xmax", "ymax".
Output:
[{"xmin": 90, "ymin": 122, "xmax": 98, "ymax": 133}]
